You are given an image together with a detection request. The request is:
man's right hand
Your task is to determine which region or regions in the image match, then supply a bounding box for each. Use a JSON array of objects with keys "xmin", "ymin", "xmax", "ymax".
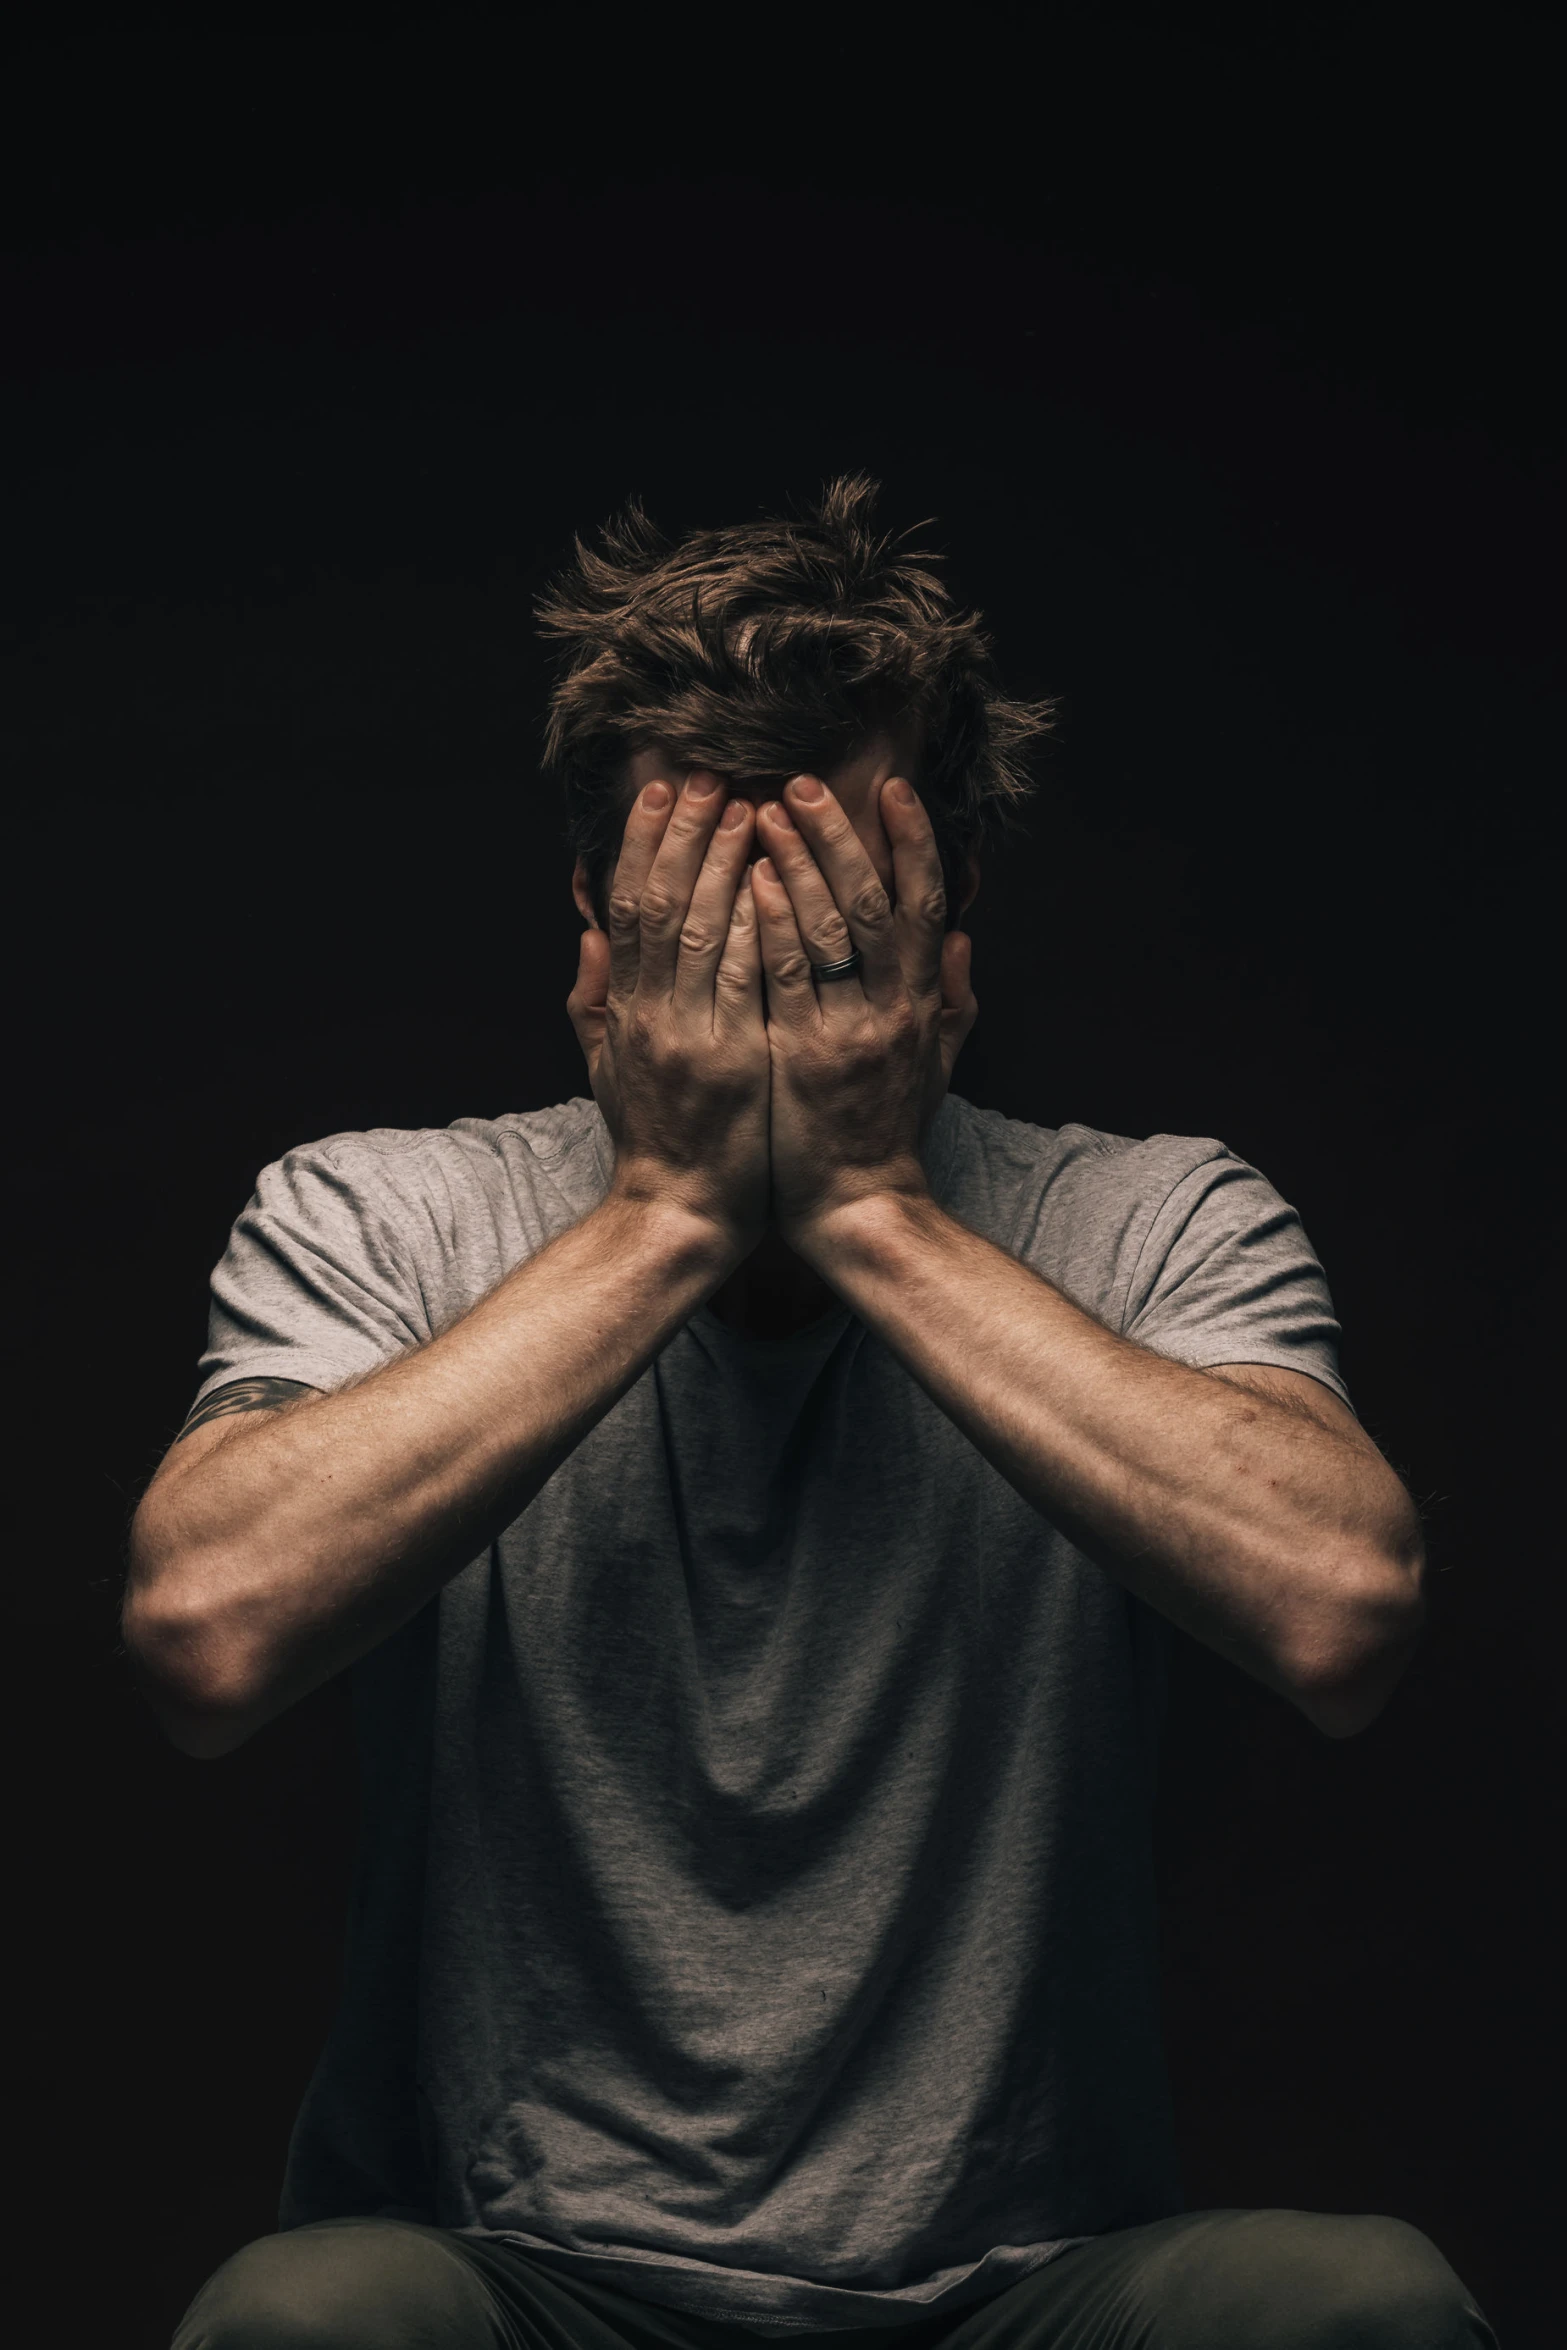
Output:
[{"xmin": 568, "ymin": 771, "xmax": 769, "ymax": 1258}]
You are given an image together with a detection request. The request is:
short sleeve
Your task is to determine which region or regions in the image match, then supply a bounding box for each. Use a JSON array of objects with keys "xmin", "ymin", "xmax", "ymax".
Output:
[
  {"xmin": 1122, "ymin": 1150, "xmax": 1353, "ymax": 1410},
  {"xmin": 194, "ymin": 1143, "xmax": 435, "ymax": 1407}
]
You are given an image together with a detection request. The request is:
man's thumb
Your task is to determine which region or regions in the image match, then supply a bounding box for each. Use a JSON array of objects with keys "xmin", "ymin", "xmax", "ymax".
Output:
[
  {"xmin": 567, "ymin": 926, "xmax": 611, "ymax": 1056},
  {"xmin": 940, "ymin": 930, "xmax": 976, "ymax": 1015},
  {"xmin": 575, "ymin": 925, "xmax": 610, "ymax": 1003}
]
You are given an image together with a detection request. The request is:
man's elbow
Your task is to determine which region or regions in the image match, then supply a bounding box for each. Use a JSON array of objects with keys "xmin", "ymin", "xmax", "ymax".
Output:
[
  {"xmin": 1292, "ymin": 1664, "xmax": 1408, "ymax": 1741},
  {"xmin": 1286, "ymin": 1535, "xmax": 1426, "ymax": 1740},
  {"xmin": 123, "ymin": 1515, "xmax": 268, "ymax": 1759},
  {"xmin": 122, "ymin": 1594, "xmax": 268, "ymax": 1757},
  {"xmin": 140, "ymin": 1678, "xmax": 259, "ymax": 1760}
]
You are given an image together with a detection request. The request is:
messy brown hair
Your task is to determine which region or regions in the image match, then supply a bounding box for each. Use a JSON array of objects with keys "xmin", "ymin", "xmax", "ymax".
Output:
[{"xmin": 536, "ymin": 474, "xmax": 1054, "ymax": 925}]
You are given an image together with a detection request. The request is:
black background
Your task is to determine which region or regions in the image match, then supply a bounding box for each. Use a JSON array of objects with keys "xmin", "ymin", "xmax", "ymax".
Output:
[{"xmin": 3, "ymin": 17, "xmax": 1561, "ymax": 2347}]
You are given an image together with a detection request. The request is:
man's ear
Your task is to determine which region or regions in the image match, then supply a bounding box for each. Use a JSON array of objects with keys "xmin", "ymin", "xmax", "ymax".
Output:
[
  {"xmin": 572, "ymin": 858, "xmax": 600, "ymax": 928},
  {"xmin": 956, "ymin": 851, "xmax": 981, "ymax": 920}
]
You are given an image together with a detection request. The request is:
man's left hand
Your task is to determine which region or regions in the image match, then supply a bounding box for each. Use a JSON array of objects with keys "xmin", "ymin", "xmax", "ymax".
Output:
[{"xmin": 750, "ymin": 773, "xmax": 977, "ymax": 1253}]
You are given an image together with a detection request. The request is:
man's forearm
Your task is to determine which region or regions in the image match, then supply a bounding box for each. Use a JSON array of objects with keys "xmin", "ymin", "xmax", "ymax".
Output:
[
  {"xmin": 126, "ymin": 1190, "xmax": 734, "ymax": 1755},
  {"xmin": 799, "ymin": 1189, "xmax": 1424, "ymax": 1730}
]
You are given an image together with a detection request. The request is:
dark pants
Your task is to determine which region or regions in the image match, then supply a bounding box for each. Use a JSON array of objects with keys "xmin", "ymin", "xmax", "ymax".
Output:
[{"xmin": 172, "ymin": 2210, "xmax": 1496, "ymax": 2349}]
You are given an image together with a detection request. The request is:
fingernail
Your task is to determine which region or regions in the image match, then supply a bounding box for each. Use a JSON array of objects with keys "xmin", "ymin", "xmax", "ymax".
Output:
[
  {"xmin": 720, "ymin": 796, "xmax": 749, "ymax": 830},
  {"xmin": 753, "ymin": 856, "xmax": 777, "ymax": 882},
  {"xmin": 641, "ymin": 781, "xmax": 672, "ymax": 811},
  {"xmin": 762, "ymin": 799, "xmax": 794, "ymax": 830},
  {"xmin": 788, "ymin": 775, "xmax": 826, "ymax": 803},
  {"xmin": 887, "ymin": 776, "xmax": 916, "ymax": 806},
  {"xmin": 686, "ymin": 771, "xmax": 719, "ymax": 800}
]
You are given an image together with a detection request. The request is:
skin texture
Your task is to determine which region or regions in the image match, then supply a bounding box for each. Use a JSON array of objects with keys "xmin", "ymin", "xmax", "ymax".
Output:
[
  {"xmin": 573, "ymin": 739, "xmax": 979, "ymax": 1338},
  {"xmin": 125, "ymin": 748, "xmax": 1424, "ymax": 1756}
]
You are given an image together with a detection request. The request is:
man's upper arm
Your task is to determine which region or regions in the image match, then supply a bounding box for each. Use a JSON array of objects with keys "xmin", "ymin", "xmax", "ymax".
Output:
[
  {"xmin": 1119, "ymin": 1147, "xmax": 1355, "ymax": 1410},
  {"xmin": 151, "ymin": 1138, "xmax": 434, "ymax": 1494},
  {"xmin": 152, "ymin": 1376, "xmax": 320, "ymax": 1483},
  {"xmin": 1205, "ymin": 1360, "xmax": 1369, "ymax": 1444},
  {"xmin": 198, "ymin": 1139, "xmax": 432, "ymax": 1405}
]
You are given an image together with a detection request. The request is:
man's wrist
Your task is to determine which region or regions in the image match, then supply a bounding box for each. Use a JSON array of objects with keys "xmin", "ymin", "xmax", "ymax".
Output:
[
  {"xmin": 781, "ymin": 1171, "xmax": 940, "ymax": 1277},
  {"xmin": 601, "ymin": 1169, "xmax": 758, "ymax": 1285}
]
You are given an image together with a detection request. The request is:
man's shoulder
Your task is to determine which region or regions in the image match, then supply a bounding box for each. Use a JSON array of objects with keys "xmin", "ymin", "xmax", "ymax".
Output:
[
  {"xmin": 939, "ymin": 1092, "xmax": 1237, "ymax": 1222},
  {"xmin": 276, "ymin": 1097, "xmax": 606, "ymax": 1178},
  {"xmin": 250, "ymin": 1098, "xmax": 611, "ymax": 1241}
]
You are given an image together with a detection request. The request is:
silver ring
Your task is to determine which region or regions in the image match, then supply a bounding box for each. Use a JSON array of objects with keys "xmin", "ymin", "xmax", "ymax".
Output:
[{"xmin": 811, "ymin": 950, "xmax": 862, "ymax": 982}]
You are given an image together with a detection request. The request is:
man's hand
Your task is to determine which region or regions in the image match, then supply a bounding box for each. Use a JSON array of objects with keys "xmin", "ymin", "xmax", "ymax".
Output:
[
  {"xmin": 749, "ymin": 773, "xmax": 977, "ymax": 1252},
  {"xmin": 569, "ymin": 771, "xmax": 770, "ymax": 1258}
]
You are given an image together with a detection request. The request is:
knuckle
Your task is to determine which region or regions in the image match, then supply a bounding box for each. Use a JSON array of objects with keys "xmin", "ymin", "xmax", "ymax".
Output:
[
  {"xmin": 606, "ymin": 889, "xmax": 641, "ymax": 935},
  {"xmin": 847, "ymin": 880, "xmax": 891, "ymax": 929},
  {"xmin": 912, "ymin": 886, "xmax": 949, "ymax": 929},
  {"xmin": 639, "ymin": 885, "xmax": 681, "ymax": 930},
  {"xmin": 678, "ymin": 918, "xmax": 719, "ymax": 958}
]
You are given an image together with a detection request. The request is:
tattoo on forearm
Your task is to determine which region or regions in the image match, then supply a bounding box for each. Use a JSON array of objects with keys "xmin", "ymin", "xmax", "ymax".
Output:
[{"xmin": 175, "ymin": 1377, "xmax": 315, "ymax": 1442}]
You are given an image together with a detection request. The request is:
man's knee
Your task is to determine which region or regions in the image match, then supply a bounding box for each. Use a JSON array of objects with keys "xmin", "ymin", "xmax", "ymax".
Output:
[
  {"xmin": 1175, "ymin": 2209, "xmax": 1494, "ymax": 2349},
  {"xmin": 170, "ymin": 2217, "xmax": 504, "ymax": 2350},
  {"xmin": 1312, "ymin": 2214, "xmax": 1493, "ymax": 2348}
]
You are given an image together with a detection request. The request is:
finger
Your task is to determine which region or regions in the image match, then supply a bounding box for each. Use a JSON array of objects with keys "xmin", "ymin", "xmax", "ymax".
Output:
[
  {"xmin": 671, "ymin": 794, "xmax": 755, "ymax": 1011},
  {"xmin": 777, "ymin": 775, "xmax": 900, "ymax": 998},
  {"xmin": 880, "ymin": 775, "xmax": 948, "ymax": 996},
  {"xmin": 567, "ymin": 925, "xmax": 611, "ymax": 1075},
  {"xmin": 637, "ymin": 770, "xmax": 728, "ymax": 993},
  {"xmin": 750, "ymin": 856, "xmax": 818, "ymax": 1029},
  {"xmin": 713, "ymin": 851, "xmax": 765, "ymax": 1032},
  {"xmin": 754, "ymin": 796, "xmax": 863, "ymax": 1003},
  {"xmin": 605, "ymin": 779, "xmax": 677, "ymax": 998}
]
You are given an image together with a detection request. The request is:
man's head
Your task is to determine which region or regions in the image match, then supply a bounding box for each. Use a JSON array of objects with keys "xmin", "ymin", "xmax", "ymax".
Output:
[{"xmin": 536, "ymin": 475, "xmax": 1053, "ymax": 926}]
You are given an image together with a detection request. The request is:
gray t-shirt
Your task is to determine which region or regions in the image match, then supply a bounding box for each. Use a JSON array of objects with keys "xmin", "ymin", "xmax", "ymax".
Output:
[{"xmin": 195, "ymin": 1092, "xmax": 1350, "ymax": 2332}]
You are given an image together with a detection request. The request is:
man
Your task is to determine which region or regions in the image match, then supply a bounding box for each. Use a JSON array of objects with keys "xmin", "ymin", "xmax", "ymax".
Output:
[{"xmin": 128, "ymin": 479, "xmax": 1493, "ymax": 2348}]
